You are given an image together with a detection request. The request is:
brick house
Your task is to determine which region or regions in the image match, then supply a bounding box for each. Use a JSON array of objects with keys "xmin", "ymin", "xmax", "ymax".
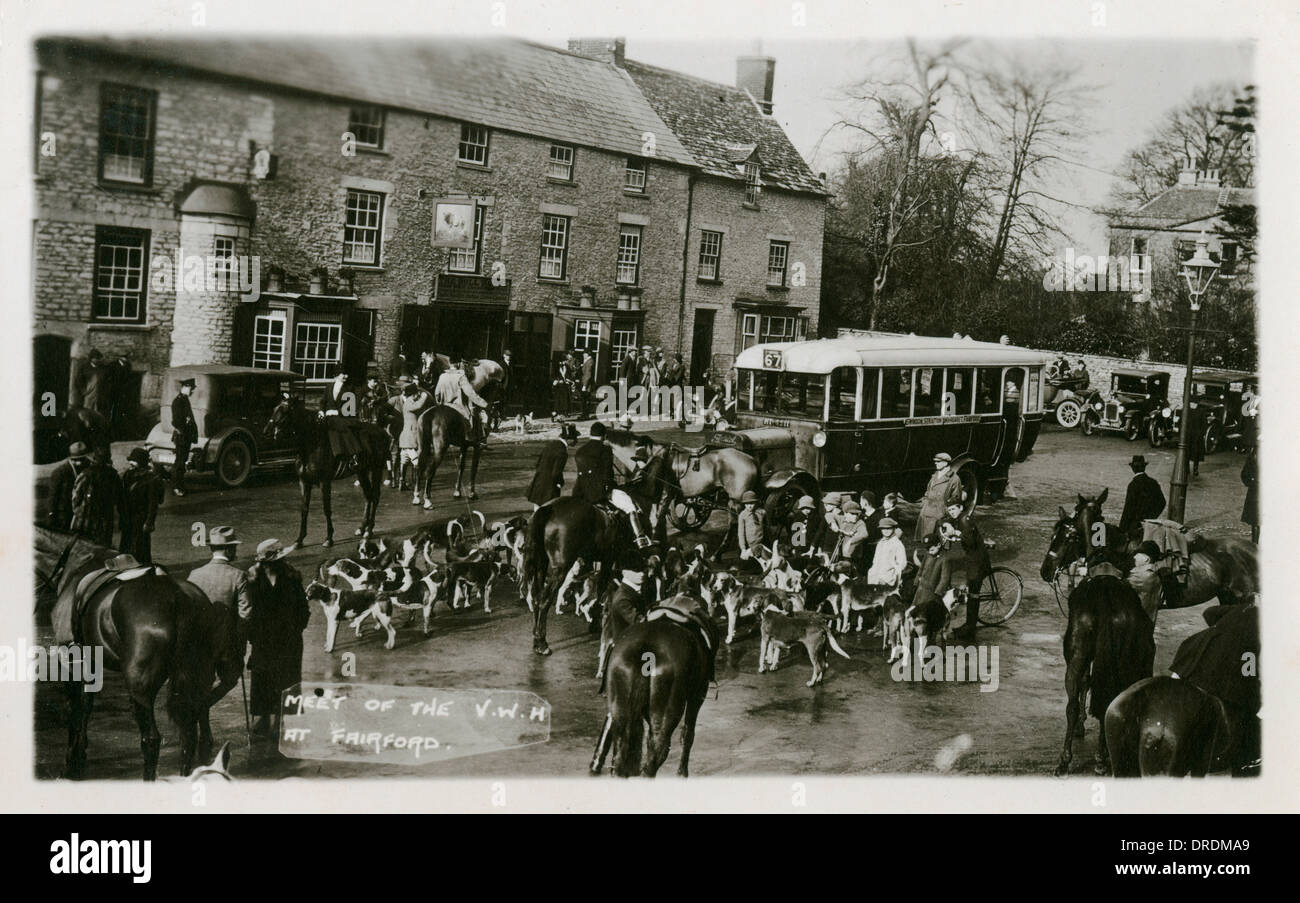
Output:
[
  {"xmin": 33, "ymin": 35, "xmax": 825, "ymax": 424},
  {"xmin": 1106, "ymin": 164, "xmax": 1254, "ymax": 306}
]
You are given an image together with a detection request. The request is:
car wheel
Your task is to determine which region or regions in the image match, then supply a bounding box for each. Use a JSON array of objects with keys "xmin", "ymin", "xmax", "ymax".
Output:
[
  {"xmin": 1123, "ymin": 416, "xmax": 1142, "ymax": 442},
  {"xmin": 1081, "ymin": 415, "xmax": 1096, "ymax": 436},
  {"xmin": 216, "ymin": 437, "xmax": 253, "ymax": 489},
  {"xmin": 1055, "ymin": 400, "xmax": 1082, "ymax": 429},
  {"xmin": 1204, "ymin": 422, "xmax": 1221, "ymax": 455},
  {"xmin": 1149, "ymin": 422, "xmax": 1166, "ymax": 448}
]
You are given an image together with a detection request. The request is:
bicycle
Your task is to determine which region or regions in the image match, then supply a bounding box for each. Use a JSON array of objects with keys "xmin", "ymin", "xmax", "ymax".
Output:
[{"xmin": 967, "ymin": 541, "xmax": 1025, "ymax": 626}]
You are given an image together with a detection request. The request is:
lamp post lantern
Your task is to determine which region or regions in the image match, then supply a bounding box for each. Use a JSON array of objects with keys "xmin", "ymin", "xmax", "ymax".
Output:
[{"xmin": 1167, "ymin": 232, "xmax": 1220, "ymax": 522}]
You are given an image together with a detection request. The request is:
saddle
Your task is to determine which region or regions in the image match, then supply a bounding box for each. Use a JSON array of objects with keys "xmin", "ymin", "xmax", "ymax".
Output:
[
  {"xmin": 647, "ymin": 604, "xmax": 715, "ymax": 652},
  {"xmin": 70, "ymin": 557, "xmax": 160, "ymax": 644}
]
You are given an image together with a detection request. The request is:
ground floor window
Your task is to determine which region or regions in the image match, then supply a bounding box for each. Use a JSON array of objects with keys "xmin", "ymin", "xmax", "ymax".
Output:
[
  {"xmin": 252, "ymin": 311, "xmax": 286, "ymax": 369},
  {"xmin": 294, "ymin": 321, "xmax": 342, "ymax": 380},
  {"xmin": 612, "ymin": 326, "xmax": 638, "ymax": 365},
  {"xmin": 574, "ymin": 318, "xmax": 601, "ymax": 373}
]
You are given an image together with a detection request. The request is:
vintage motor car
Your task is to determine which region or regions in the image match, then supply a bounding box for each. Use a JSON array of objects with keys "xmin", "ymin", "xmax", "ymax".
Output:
[
  {"xmin": 724, "ymin": 334, "xmax": 1046, "ymax": 516},
  {"xmin": 1080, "ymin": 368, "xmax": 1169, "ymax": 441},
  {"xmin": 1042, "ymin": 359, "xmax": 1098, "ymax": 429},
  {"xmin": 146, "ymin": 365, "xmax": 306, "ymax": 488},
  {"xmin": 1163, "ymin": 369, "xmax": 1259, "ymax": 453}
]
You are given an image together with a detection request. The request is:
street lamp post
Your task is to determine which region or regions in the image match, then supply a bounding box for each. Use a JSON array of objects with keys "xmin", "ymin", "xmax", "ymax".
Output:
[{"xmin": 1167, "ymin": 232, "xmax": 1220, "ymax": 523}]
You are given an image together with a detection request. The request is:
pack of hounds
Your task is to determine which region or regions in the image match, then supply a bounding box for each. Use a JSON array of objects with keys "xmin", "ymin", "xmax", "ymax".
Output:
[{"xmin": 307, "ymin": 509, "xmax": 964, "ymax": 689}]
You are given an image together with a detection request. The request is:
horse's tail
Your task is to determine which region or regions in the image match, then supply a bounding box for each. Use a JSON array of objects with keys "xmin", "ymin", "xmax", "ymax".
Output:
[
  {"xmin": 609, "ymin": 657, "xmax": 649, "ymax": 778},
  {"xmin": 523, "ymin": 506, "xmax": 551, "ymax": 607},
  {"xmin": 165, "ymin": 584, "xmax": 212, "ymax": 729},
  {"xmin": 1089, "ymin": 582, "xmax": 1154, "ymax": 720}
]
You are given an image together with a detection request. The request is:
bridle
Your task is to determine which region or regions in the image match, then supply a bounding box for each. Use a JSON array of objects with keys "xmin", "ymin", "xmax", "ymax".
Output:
[{"xmin": 1045, "ymin": 517, "xmax": 1086, "ymax": 612}]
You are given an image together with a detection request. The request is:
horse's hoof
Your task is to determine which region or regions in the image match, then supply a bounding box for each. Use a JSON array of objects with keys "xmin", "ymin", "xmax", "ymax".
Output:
[
  {"xmin": 354, "ymin": 528, "xmax": 362, "ymax": 536},
  {"xmin": 323, "ymin": 539, "xmax": 333, "ymax": 548},
  {"xmin": 1054, "ymin": 761, "xmax": 1070, "ymax": 777},
  {"xmin": 534, "ymin": 644, "xmax": 552, "ymax": 656},
  {"xmin": 453, "ymin": 490, "xmax": 462, "ymax": 499},
  {"xmin": 469, "ymin": 491, "xmax": 479, "ymax": 500},
  {"xmin": 1094, "ymin": 761, "xmax": 1109, "ymax": 777},
  {"xmin": 423, "ymin": 501, "xmax": 433, "ymax": 511}
]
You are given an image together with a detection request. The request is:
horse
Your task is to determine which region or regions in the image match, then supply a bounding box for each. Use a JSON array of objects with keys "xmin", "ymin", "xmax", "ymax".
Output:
[
  {"xmin": 266, "ymin": 395, "xmax": 390, "ymax": 547},
  {"xmin": 413, "ymin": 405, "xmax": 482, "ymax": 505},
  {"xmin": 611, "ymin": 434, "xmax": 761, "ymax": 557},
  {"xmin": 38, "ymin": 526, "xmax": 241, "ymax": 781},
  {"xmin": 590, "ymin": 594, "xmax": 718, "ymax": 777},
  {"xmin": 1052, "ymin": 572, "xmax": 1155, "ymax": 776},
  {"xmin": 1104, "ymin": 602, "xmax": 1259, "ymax": 777},
  {"xmin": 1047, "ymin": 491, "xmax": 1260, "ymax": 611}
]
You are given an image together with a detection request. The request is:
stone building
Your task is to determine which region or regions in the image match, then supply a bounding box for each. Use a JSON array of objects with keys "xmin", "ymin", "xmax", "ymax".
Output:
[
  {"xmin": 33, "ymin": 35, "xmax": 825, "ymax": 423},
  {"xmin": 1106, "ymin": 164, "xmax": 1254, "ymax": 306}
]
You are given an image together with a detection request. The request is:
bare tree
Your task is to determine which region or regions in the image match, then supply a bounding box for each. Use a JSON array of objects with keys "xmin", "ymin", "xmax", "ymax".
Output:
[
  {"xmin": 965, "ymin": 52, "xmax": 1093, "ymax": 282},
  {"xmin": 832, "ymin": 39, "xmax": 965, "ymax": 327}
]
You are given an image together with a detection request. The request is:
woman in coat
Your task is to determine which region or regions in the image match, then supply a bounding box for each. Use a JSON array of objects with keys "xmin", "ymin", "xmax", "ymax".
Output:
[
  {"xmin": 246, "ymin": 540, "xmax": 311, "ymax": 737},
  {"xmin": 915, "ymin": 452, "xmax": 963, "ymax": 541}
]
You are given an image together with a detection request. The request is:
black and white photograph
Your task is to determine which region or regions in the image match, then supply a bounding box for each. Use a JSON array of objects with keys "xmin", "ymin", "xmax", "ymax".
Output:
[{"xmin": 4, "ymin": 0, "xmax": 1298, "ymax": 826}]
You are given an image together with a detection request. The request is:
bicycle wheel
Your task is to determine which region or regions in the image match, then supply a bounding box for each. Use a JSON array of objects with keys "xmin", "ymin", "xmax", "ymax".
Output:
[{"xmin": 977, "ymin": 566, "xmax": 1023, "ymax": 625}]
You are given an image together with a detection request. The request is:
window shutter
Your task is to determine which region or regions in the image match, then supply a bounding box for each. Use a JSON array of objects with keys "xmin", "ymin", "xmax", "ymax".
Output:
[{"xmin": 231, "ymin": 303, "xmax": 256, "ymax": 366}]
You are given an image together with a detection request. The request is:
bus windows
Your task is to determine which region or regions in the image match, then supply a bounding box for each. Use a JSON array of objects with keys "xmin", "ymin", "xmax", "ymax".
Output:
[
  {"xmin": 1026, "ymin": 368, "xmax": 1041, "ymax": 412},
  {"xmin": 975, "ymin": 367, "xmax": 1002, "ymax": 413},
  {"xmin": 913, "ymin": 368, "xmax": 942, "ymax": 417},
  {"xmin": 829, "ymin": 367, "xmax": 858, "ymax": 421},
  {"xmin": 860, "ymin": 367, "xmax": 879, "ymax": 420},
  {"xmin": 737, "ymin": 370, "xmax": 756, "ymax": 412},
  {"xmin": 881, "ymin": 367, "xmax": 912, "ymax": 418},
  {"xmin": 753, "ymin": 372, "xmax": 828, "ymax": 418},
  {"xmin": 946, "ymin": 367, "xmax": 974, "ymax": 416}
]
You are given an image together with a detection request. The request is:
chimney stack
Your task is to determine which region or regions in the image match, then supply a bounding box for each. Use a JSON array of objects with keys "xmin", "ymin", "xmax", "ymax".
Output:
[
  {"xmin": 1196, "ymin": 168, "xmax": 1221, "ymax": 188},
  {"xmin": 736, "ymin": 55, "xmax": 776, "ymax": 114},
  {"xmin": 1177, "ymin": 158, "xmax": 1197, "ymax": 188},
  {"xmin": 567, "ymin": 37, "xmax": 626, "ymax": 68}
]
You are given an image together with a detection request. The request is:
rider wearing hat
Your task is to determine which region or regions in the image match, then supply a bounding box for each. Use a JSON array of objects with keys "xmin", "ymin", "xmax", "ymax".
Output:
[
  {"xmin": 47, "ymin": 440, "xmax": 92, "ymax": 531},
  {"xmin": 434, "ymin": 355, "xmax": 489, "ymax": 444},
  {"xmin": 575, "ymin": 422, "xmax": 650, "ymax": 548},
  {"xmin": 1118, "ymin": 454, "xmax": 1166, "ymax": 542}
]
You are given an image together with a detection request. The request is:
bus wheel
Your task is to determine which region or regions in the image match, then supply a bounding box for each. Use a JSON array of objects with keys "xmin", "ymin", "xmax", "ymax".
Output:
[{"xmin": 957, "ymin": 466, "xmax": 980, "ymax": 514}]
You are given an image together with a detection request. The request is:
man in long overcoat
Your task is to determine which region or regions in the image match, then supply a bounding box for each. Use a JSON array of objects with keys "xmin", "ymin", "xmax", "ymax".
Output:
[
  {"xmin": 528, "ymin": 423, "xmax": 576, "ymax": 508},
  {"xmin": 1118, "ymin": 454, "xmax": 1166, "ymax": 540},
  {"xmin": 245, "ymin": 539, "xmax": 310, "ymax": 737}
]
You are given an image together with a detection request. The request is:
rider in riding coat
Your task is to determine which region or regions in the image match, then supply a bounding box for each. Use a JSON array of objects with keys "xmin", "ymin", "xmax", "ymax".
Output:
[
  {"xmin": 320, "ymin": 367, "xmax": 364, "ymax": 459},
  {"xmin": 573, "ymin": 422, "xmax": 650, "ymax": 548},
  {"xmin": 434, "ymin": 356, "xmax": 489, "ymax": 442}
]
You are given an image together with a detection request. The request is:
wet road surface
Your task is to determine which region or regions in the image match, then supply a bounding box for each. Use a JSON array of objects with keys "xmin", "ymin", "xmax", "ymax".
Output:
[{"xmin": 32, "ymin": 423, "xmax": 1254, "ymax": 779}]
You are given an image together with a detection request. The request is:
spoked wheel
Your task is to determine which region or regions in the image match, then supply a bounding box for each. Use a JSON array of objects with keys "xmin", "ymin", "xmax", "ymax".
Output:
[
  {"xmin": 976, "ymin": 566, "xmax": 1023, "ymax": 625},
  {"xmin": 1148, "ymin": 421, "xmax": 1166, "ymax": 448},
  {"xmin": 1055, "ymin": 400, "xmax": 1082, "ymax": 429},
  {"xmin": 1204, "ymin": 422, "xmax": 1221, "ymax": 455},
  {"xmin": 1123, "ymin": 416, "xmax": 1142, "ymax": 442},
  {"xmin": 1080, "ymin": 414, "xmax": 1097, "ymax": 437},
  {"xmin": 668, "ymin": 493, "xmax": 716, "ymax": 531}
]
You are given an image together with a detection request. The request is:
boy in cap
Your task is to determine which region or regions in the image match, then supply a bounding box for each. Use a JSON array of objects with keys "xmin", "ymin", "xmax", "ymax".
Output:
[
  {"xmin": 867, "ymin": 517, "xmax": 907, "ymax": 589},
  {"xmin": 788, "ymin": 494, "xmax": 824, "ymax": 554},
  {"xmin": 737, "ymin": 490, "xmax": 765, "ymax": 568},
  {"xmin": 834, "ymin": 500, "xmax": 872, "ymax": 568}
]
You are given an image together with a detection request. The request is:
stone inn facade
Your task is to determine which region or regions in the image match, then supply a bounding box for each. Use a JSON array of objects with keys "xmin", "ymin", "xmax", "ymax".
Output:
[{"xmin": 32, "ymin": 35, "xmax": 826, "ymax": 422}]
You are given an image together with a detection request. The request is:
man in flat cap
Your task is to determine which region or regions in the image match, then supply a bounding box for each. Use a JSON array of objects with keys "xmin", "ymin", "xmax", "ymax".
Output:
[
  {"xmin": 47, "ymin": 440, "xmax": 92, "ymax": 531},
  {"xmin": 119, "ymin": 447, "xmax": 165, "ymax": 563},
  {"xmin": 917, "ymin": 451, "xmax": 963, "ymax": 541}
]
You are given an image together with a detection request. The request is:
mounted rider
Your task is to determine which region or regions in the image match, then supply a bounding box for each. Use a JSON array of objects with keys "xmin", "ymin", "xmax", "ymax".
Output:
[
  {"xmin": 320, "ymin": 367, "xmax": 364, "ymax": 460},
  {"xmin": 573, "ymin": 421, "xmax": 651, "ymax": 549},
  {"xmin": 434, "ymin": 355, "xmax": 489, "ymax": 443}
]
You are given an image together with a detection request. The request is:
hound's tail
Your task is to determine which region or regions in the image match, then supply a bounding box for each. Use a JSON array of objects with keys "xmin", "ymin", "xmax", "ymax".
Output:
[{"xmin": 826, "ymin": 630, "xmax": 852, "ymax": 659}]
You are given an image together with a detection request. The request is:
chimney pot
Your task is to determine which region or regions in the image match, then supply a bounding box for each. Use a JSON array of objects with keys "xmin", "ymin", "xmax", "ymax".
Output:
[
  {"xmin": 567, "ymin": 36, "xmax": 625, "ymax": 68},
  {"xmin": 736, "ymin": 55, "xmax": 776, "ymax": 114}
]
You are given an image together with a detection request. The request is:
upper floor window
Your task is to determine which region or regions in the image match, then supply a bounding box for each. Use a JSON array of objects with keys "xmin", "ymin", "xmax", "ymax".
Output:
[
  {"xmin": 548, "ymin": 144, "xmax": 574, "ymax": 181},
  {"xmin": 617, "ymin": 224, "xmax": 642, "ymax": 285},
  {"xmin": 458, "ymin": 123, "xmax": 490, "ymax": 166},
  {"xmin": 1217, "ymin": 241, "xmax": 1239, "ymax": 276},
  {"xmin": 539, "ymin": 214, "xmax": 570, "ymax": 280},
  {"xmin": 252, "ymin": 311, "xmax": 286, "ymax": 370},
  {"xmin": 744, "ymin": 161, "xmax": 761, "ymax": 206},
  {"xmin": 624, "ymin": 159, "xmax": 647, "ymax": 193},
  {"xmin": 343, "ymin": 189, "xmax": 384, "ymax": 265},
  {"xmin": 698, "ymin": 230, "xmax": 723, "ymax": 280},
  {"xmin": 448, "ymin": 204, "xmax": 484, "ymax": 274},
  {"xmin": 99, "ymin": 83, "xmax": 155, "ymax": 185},
  {"xmin": 348, "ymin": 105, "xmax": 385, "ymax": 150},
  {"xmin": 767, "ymin": 241, "xmax": 789, "ymax": 287},
  {"xmin": 1129, "ymin": 236, "xmax": 1149, "ymax": 274},
  {"xmin": 212, "ymin": 235, "xmax": 236, "ymax": 285},
  {"xmin": 92, "ymin": 226, "xmax": 149, "ymax": 323}
]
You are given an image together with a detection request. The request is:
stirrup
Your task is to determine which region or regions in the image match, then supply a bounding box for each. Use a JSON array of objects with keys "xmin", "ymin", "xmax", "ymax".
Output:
[{"xmin": 634, "ymin": 534, "xmax": 652, "ymax": 550}]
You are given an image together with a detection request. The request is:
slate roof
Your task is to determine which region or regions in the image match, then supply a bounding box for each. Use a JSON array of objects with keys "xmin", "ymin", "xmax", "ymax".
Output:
[
  {"xmin": 1112, "ymin": 184, "xmax": 1255, "ymax": 229},
  {"xmin": 622, "ymin": 59, "xmax": 827, "ymax": 195},
  {"xmin": 39, "ymin": 36, "xmax": 696, "ymax": 168}
]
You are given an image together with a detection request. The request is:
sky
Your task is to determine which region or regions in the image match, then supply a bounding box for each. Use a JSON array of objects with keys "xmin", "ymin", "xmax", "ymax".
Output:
[{"xmin": 602, "ymin": 37, "xmax": 1255, "ymax": 252}]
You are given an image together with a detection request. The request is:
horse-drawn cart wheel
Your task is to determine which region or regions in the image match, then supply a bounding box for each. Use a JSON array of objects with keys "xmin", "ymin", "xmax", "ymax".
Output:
[
  {"xmin": 1055, "ymin": 399, "xmax": 1082, "ymax": 429},
  {"xmin": 976, "ymin": 566, "xmax": 1023, "ymax": 625},
  {"xmin": 668, "ymin": 494, "xmax": 715, "ymax": 531}
]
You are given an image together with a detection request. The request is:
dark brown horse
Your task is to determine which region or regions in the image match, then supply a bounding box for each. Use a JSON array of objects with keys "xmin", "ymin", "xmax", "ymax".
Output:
[
  {"xmin": 413, "ymin": 406, "xmax": 482, "ymax": 506},
  {"xmin": 61, "ymin": 406, "xmax": 111, "ymax": 455},
  {"xmin": 266, "ymin": 396, "xmax": 389, "ymax": 546},
  {"xmin": 39, "ymin": 526, "xmax": 241, "ymax": 780},
  {"xmin": 1045, "ymin": 491, "xmax": 1260, "ymax": 612},
  {"xmin": 1054, "ymin": 574, "xmax": 1155, "ymax": 776},
  {"xmin": 590, "ymin": 594, "xmax": 718, "ymax": 777}
]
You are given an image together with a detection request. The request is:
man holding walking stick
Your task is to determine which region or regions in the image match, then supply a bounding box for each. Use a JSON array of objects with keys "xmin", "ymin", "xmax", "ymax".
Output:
[{"xmin": 187, "ymin": 526, "xmax": 255, "ymax": 744}]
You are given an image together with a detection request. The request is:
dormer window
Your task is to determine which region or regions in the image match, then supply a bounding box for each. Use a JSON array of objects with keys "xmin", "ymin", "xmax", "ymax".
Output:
[{"xmin": 744, "ymin": 161, "xmax": 761, "ymax": 206}]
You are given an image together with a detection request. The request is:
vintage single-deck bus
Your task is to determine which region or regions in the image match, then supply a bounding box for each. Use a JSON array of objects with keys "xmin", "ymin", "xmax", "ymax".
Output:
[{"xmin": 729, "ymin": 334, "xmax": 1048, "ymax": 507}]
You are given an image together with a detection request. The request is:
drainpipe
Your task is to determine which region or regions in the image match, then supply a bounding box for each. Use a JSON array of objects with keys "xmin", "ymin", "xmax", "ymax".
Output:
[{"xmin": 677, "ymin": 172, "xmax": 697, "ymax": 358}]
